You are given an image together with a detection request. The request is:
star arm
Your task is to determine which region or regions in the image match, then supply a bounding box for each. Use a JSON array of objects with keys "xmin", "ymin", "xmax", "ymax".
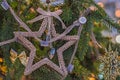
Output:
[
  {"xmin": 27, "ymin": 15, "xmax": 48, "ymax": 23},
  {"xmin": 0, "ymin": 38, "xmax": 16, "ymax": 46},
  {"xmin": 38, "ymin": 18, "xmax": 48, "ymax": 32},
  {"xmin": 49, "ymin": 20, "xmax": 80, "ymax": 43},
  {"xmin": 51, "ymin": 24, "xmax": 79, "ymax": 41},
  {"xmin": 54, "ymin": 9, "xmax": 63, "ymax": 15},
  {"xmin": 16, "ymin": 35, "xmax": 36, "ymax": 73},
  {"xmin": 31, "ymin": 58, "xmax": 64, "ymax": 76},
  {"xmin": 37, "ymin": 7, "xmax": 50, "ymax": 16},
  {"xmin": 9, "ymin": 6, "xmax": 41, "ymax": 41},
  {"xmin": 51, "ymin": 12, "xmax": 66, "ymax": 29}
]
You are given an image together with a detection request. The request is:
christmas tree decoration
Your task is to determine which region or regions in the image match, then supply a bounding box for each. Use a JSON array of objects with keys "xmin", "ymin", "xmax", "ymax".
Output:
[
  {"xmin": 46, "ymin": 35, "xmax": 51, "ymax": 41},
  {"xmin": 10, "ymin": 49, "xmax": 29, "ymax": 66},
  {"xmin": 0, "ymin": 0, "xmax": 120, "ymax": 80},
  {"xmin": 27, "ymin": 0, "xmax": 66, "ymax": 48},
  {"xmin": 0, "ymin": 65, "xmax": 7, "ymax": 75},
  {"xmin": 1, "ymin": 0, "xmax": 9, "ymax": 10},
  {"xmin": 50, "ymin": 48, "xmax": 55, "ymax": 55},
  {"xmin": 49, "ymin": 48, "xmax": 55, "ymax": 59},
  {"xmin": 40, "ymin": 41, "xmax": 49, "ymax": 47},
  {"xmin": 98, "ymin": 45, "xmax": 120, "ymax": 80},
  {"xmin": 67, "ymin": 64, "xmax": 74, "ymax": 73},
  {"xmin": 115, "ymin": 34, "xmax": 120, "ymax": 43},
  {"xmin": 0, "ymin": 57, "xmax": 7, "ymax": 77},
  {"xmin": 79, "ymin": 17, "xmax": 87, "ymax": 24},
  {"xmin": 0, "ymin": 1, "xmax": 100, "ymax": 78},
  {"xmin": 27, "ymin": 7, "xmax": 66, "ymax": 29},
  {"xmin": 0, "ymin": 0, "xmax": 77, "ymax": 78}
]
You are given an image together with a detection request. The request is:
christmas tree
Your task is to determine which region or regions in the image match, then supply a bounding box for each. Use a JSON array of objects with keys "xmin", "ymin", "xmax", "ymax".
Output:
[{"xmin": 0, "ymin": 0, "xmax": 120, "ymax": 80}]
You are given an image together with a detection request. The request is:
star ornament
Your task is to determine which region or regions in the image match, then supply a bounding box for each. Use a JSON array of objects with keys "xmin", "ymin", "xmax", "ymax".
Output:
[
  {"xmin": 98, "ymin": 45, "xmax": 120, "ymax": 80},
  {"xmin": 0, "ymin": 0, "xmax": 68, "ymax": 78},
  {"xmin": 0, "ymin": 0, "xmax": 77, "ymax": 78},
  {"xmin": 0, "ymin": 0, "xmax": 97, "ymax": 79}
]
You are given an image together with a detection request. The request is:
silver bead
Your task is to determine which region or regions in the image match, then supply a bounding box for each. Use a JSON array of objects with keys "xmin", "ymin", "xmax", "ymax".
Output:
[
  {"xmin": 79, "ymin": 17, "xmax": 87, "ymax": 24},
  {"xmin": 115, "ymin": 34, "xmax": 120, "ymax": 43}
]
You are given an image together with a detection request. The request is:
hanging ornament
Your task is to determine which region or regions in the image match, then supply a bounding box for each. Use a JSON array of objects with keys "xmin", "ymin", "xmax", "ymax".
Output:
[
  {"xmin": 1, "ymin": 0, "xmax": 9, "ymax": 10},
  {"xmin": 98, "ymin": 45, "xmax": 120, "ymax": 80},
  {"xmin": 0, "ymin": 0, "xmax": 97, "ymax": 79},
  {"xmin": 49, "ymin": 48, "xmax": 55, "ymax": 59},
  {"xmin": 10, "ymin": 49, "xmax": 29, "ymax": 66},
  {"xmin": 46, "ymin": 35, "xmax": 51, "ymax": 41},
  {"xmin": 40, "ymin": 41, "xmax": 49, "ymax": 46},
  {"xmin": 67, "ymin": 64, "xmax": 74, "ymax": 73}
]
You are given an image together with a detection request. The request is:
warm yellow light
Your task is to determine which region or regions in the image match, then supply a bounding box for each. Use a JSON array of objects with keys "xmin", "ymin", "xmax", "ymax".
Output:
[
  {"xmin": 0, "ymin": 58, "xmax": 3, "ymax": 62},
  {"xmin": 89, "ymin": 6, "xmax": 97, "ymax": 11},
  {"xmin": 30, "ymin": 8, "xmax": 35, "ymax": 13},
  {"xmin": 97, "ymin": 2, "xmax": 104, "ymax": 8},
  {"xmin": 115, "ymin": 10, "xmax": 120, "ymax": 18},
  {"xmin": 88, "ymin": 77, "xmax": 96, "ymax": 80},
  {"xmin": 89, "ymin": 41, "xmax": 93, "ymax": 47},
  {"xmin": 55, "ymin": 7, "xmax": 59, "ymax": 11},
  {"xmin": 88, "ymin": 73, "xmax": 96, "ymax": 80},
  {"xmin": 0, "ymin": 65, "xmax": 7, "ymax": 74}
]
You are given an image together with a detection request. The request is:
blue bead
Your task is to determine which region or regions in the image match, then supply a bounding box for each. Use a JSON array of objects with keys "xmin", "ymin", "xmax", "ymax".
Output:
[
  {"xmin": 50, "ymin": 48, "xmax": 55, "ymax": 55},
  {"xmin": 46, "ymin": 35, "xmax": 50, "ymax": 41},
  {"xmin": 1, "ymin": 1, "xmax": 9, "ymax": 10},
  {"xmin": 40, "ymin": 41, "xmax": 49, "ymax": 47},
  {"xmin": 67, "ymin": 64, "xmax": 74, "ymax": 73}
]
